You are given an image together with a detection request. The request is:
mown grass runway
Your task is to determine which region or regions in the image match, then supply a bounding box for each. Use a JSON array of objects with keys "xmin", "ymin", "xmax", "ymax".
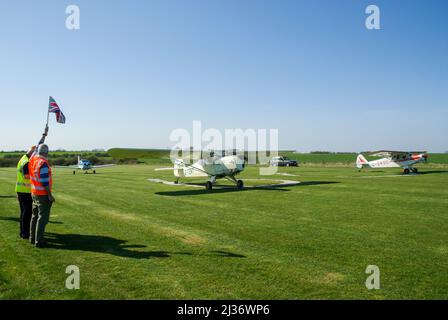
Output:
[{"xmin": 1, "ymin": 164, "xmax": 447, "ymax": 299}]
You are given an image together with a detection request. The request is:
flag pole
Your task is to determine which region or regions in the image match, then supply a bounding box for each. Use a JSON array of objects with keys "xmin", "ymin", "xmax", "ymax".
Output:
[
  {"xmin": 37, "ymin": 97, "xmax": 50, "ymax": 147},
  {"xmin": 46, "ymin": 96, "xmax": 50, "ymax": 127}
]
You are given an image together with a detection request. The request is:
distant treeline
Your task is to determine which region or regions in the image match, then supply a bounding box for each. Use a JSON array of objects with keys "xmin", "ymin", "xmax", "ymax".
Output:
[
  {"xmin": 2, "ymin": 149, "xmax": 448, "ymax": 167},
  {"xmin": 0, "ymin": 152, "xmax": 113, "ymax": 167},
  {"xmin": 108, "ymin": 148, "xmax": 171, "ymax": 165},
  {"xmin": 308, "ymin": 151, "xmax": 354, "ymax": 154}
]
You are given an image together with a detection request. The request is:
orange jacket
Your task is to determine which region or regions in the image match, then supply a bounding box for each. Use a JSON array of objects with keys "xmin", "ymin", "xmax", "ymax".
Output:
[{"xmin": 29, "ymin": 155, "xmax": 52, "ymax": 196}]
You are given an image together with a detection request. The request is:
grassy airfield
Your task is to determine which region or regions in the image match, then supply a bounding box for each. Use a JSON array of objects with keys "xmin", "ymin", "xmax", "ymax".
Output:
[{"xmin": 0, "ymin": 162, "xmax": 448, "ymax": 299}]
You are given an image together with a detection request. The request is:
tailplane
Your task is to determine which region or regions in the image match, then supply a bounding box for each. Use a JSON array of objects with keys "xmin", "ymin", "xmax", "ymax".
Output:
[{"xmin": 356, "ymin": 154, "xmax": 369, "ymax": 169}]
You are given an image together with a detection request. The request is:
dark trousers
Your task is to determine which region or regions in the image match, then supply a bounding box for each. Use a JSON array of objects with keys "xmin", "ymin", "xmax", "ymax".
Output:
[
  {"xmin": 17, "ymin": 192, "xmax": 33, "ymax": 238},
  {"xmin": 30, "ymin": 195, "xmax": 52, "ymax": 245}
]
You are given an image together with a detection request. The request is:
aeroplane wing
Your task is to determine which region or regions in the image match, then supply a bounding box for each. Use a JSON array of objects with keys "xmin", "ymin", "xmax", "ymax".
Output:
[
  {"xmin": 174, "ymin": 160, "xmax": 211, "ymax": 176},
  {"xmin": 370, "ymin": 150, "xmax": 427, "ymax": 157},
  {"xmin": 53, "ymin": 165, "xmax": 79, "ymax": 169},
  {"xmin": 91, "ymin": 164, "xmax": 116, "ymax": 168}
]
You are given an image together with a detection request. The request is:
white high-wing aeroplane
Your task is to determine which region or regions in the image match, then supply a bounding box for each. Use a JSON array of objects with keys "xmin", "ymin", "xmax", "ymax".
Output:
[
  {"xmin": 173, "ymin": 151, "xmax": 245, "ymax": 190},
  {"xmin": 356, "ymin": 150, "xmax": 428, "ymax": 174},
  {"xmin": 56, "ymin": 156, "xmax": 115, "ymax": 174}
]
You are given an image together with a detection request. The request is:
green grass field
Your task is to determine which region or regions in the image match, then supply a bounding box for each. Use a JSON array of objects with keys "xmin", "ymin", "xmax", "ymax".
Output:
[{"xmin": 1, "ymin": 163, "xmax": 448, "ymax": 299}]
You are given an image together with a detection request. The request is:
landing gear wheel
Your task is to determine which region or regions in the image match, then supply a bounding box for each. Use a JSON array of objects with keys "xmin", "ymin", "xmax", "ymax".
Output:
[
  {"xmin": 205, "ymin": 181, "xmax": 213, "ymax": 191},
  {"xmin": 237, "ymin": 180, "xmax": 244, "ymax": 190},
  {"xmin": 93, "ymin": 170, "xmax": 96, "ymax": 174},
  {"xmin": 404, "ymin": 168, "xmax": 410, "ymax": 175},
  {"xmin": 73, "ymin": 171, "xmax": 76, "ymax": 175},
  {"xmin": 412, "ymin": 168, "xmax": 418, "ymax": 174}
]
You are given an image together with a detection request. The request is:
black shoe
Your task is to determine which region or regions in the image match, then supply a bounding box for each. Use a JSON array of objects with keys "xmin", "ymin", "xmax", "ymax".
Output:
[{"xmin": 35, "ymin": 241, "xmax": 48, "ymax": 248}]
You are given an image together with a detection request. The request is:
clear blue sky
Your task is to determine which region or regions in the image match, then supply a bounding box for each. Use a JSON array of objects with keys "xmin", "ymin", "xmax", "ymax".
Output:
[{"xmin": 1, "ymin": 0, "xmax": 447, "ymax": 152}]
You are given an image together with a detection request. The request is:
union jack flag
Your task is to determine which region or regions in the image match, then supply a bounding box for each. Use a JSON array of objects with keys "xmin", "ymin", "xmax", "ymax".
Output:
[{"xmin": 48, "ymin": 96, "xmax": 66, "ymax": 124}]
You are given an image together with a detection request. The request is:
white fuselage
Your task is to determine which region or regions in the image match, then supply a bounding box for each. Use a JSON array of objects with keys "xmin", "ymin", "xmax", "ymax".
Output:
[
  {"xmin": 78, "ymin": 160, "xmax": 93, "ymax": 171},
  {"xmin": 174, "ymin": 155, "xmax": 245, "ymax": 178},
  {"xmin": 359, "ymin": 154, "xmax": 427, "ymax": 170}
]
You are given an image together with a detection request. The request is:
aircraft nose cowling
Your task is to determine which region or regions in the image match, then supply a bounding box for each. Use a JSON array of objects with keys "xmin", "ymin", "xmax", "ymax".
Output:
[
  {"xmin": 236, "ymin": 162, "xmax": 245, "ymax": 172},
  {"xmin": 235, "ymin": 157, "xmax": 245, "ymax": 171}
]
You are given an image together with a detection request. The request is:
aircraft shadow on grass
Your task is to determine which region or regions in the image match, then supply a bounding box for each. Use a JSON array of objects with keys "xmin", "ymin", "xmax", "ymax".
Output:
[
  {"xmin": 417, "ymin": 170, "xmax": 448, "ymax": 175},
  {"xmin": 360, "ymin": 170, "xmax": 448, "ymax": 176},
  {"xmin": 155, "ymin": 181, "xmax": 340, "ymax": 197},
  {"xmin": 44, "ymin": 233, "xmax": 246, "ymax": 260},
  {"xmin": 0, "ymin": 195, "xmax": 16, "ymax": 199}
]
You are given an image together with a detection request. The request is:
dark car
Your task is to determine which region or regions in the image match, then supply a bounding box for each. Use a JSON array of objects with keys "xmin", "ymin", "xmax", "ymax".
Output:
[{"xmin": 269, "ymin": 156, "xmax": 299, "ymax": 167}]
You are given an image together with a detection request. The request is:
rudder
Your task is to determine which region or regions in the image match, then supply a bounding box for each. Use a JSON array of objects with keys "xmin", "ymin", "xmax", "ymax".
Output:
[{"xmin": 356, "ymin": 154, "xmax": 369, "ymax": 169}]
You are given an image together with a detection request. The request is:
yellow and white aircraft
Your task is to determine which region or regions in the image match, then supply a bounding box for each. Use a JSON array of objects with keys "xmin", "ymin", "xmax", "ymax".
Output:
[
  {"xmin": 173, "ymin": 151, "xmax": 245, "ymax": 190},
  {"xmin": 356, "ymin": 150, "xmax": 428, "ymax": 174}
]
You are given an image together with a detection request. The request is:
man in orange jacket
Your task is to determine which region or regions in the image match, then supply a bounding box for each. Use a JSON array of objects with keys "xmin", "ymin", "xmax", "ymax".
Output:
[
  {"xmin": 15, "ymin": 126, "xmax": 48, "ymax": 239},
  {"xmin": 29, "ymin": 144, "xmax": 55, "ymax": 248}
]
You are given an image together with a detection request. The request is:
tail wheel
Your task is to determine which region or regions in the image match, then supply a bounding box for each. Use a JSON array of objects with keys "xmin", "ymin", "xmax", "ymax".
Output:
[
  {"xmin": 404, "ymin": 168, "xmax": 410, "ymax": 175},
  {"xmin": 205, "ymin": 181, "xmax": 213, "ymax": 191},
  {"xmin": 237, "ymin": 180, "xmax": 244, "ymax": 190}
]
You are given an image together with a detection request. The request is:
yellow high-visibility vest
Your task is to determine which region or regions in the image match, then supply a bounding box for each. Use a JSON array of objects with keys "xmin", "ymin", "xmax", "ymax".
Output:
[{"xmin": 15, "ymin": 154, "xmax": 31, "ymax": 193}]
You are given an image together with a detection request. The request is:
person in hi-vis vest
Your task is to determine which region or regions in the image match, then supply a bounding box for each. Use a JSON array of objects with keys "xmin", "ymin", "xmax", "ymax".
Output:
[
  {"xmin": 15, "ymin": 126, "xmax": 48, "ymax": 239},
  {"xmin": 29, "ymin": 143, "xmax": 55, "ymax": 248}
]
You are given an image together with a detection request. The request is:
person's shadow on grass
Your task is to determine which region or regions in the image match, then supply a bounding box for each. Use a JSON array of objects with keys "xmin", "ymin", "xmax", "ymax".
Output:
[
  {"xmin": 0, "ymin": 217, "xmax": 63, "ymax": 224},
  {"xmin": 0, "ymin": 195, "xmax": 16, "ymax": 199},
  {"xmin": 44, "ymin": 233, "xmax": 247, "ymax": 260},
  {"xmin": 45, "ymin": 232, "xmax": 170, "ymax": 259}
]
